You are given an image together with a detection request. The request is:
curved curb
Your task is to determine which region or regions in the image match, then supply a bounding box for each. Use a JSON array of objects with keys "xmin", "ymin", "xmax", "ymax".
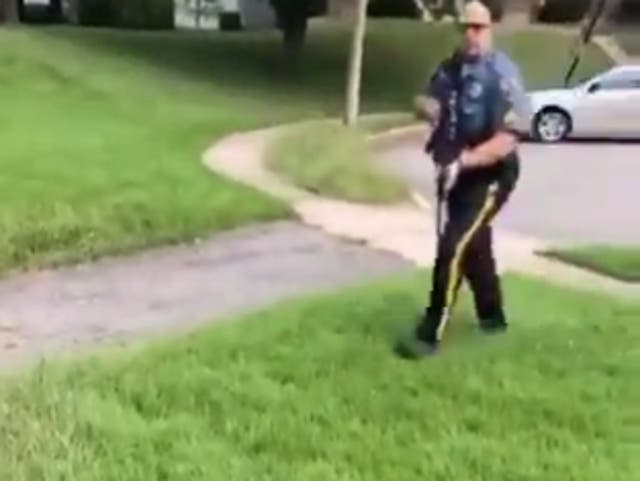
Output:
[
  {"xmin": 593, "ymin": 35, "xmax": 632, "ymax": 65},
  {"xmin": 202, "ymin": 119, "xmax": 640, "ymax": 301},
  {"xmin": 366, "ymin": 123, "xmax": 428, "ymax": 149}
]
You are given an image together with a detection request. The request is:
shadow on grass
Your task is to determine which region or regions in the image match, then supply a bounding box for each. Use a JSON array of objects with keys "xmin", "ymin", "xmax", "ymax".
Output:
[{"xmin": 33, "ymin": 20, "xmax": 453, "ymax": 114}]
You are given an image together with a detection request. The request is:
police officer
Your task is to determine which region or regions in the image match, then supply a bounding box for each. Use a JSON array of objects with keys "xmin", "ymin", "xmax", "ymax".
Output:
[{"xmin": 409, "ymin": 1, "xmax": 529, "ymax": 357}]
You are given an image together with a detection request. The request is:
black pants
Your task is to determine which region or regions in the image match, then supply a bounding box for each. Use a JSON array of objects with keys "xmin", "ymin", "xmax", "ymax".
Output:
[{"xmin": 420, "ymin": 155, "xmax": 519, "ymax": 343}]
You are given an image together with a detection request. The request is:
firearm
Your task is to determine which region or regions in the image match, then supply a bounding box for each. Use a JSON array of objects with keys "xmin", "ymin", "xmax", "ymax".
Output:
[{"xmin": 425, "ymin": 87, "xmax": 463, "ymax": 239}]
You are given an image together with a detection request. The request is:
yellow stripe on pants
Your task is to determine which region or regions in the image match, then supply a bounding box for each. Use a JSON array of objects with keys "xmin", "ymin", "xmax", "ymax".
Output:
[{"xmin": 436, "ymin": 189, "xmax": 497, "ymax": 341}]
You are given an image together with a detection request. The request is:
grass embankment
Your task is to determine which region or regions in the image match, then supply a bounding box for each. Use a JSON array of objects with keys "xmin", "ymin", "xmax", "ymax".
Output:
[
  {"xmin": 0, "ymin": 28, "xmax": 297, "ymax": 273},
  {"xmin": 0, "ymin": 22, "xmax": 611, "ymax": 273},
  {"xmin": 1, "ymin": 272, "xmax": 637, "ymax": 480},
  {"xmin": 266, "ymin": 120, "xmax": 410, "ymax": 203},
  {"xmin": 541, "ymin": 244, "xmax": 640, "ymax": 282}
]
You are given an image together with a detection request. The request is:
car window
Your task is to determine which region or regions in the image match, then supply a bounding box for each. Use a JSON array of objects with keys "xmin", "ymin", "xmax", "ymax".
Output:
[{"xmin": 599, "ymin": 70, "xmax": 640, "ymax": 90}]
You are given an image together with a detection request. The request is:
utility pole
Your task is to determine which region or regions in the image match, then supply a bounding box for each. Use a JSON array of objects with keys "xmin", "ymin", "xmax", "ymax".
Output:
[{"xmin": 344, "ymin": 0, "xmax": 368, "ymax": 126}]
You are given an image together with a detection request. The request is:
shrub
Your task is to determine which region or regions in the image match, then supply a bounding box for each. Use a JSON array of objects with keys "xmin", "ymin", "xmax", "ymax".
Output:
[
  {"xmin": 20, "ymin": 0, "xmax": 64, "ymax": 24},
  {"xmin": 77, "ymin": 0, "xmax": 174, "ymax": 29},
  {"xmin": 615, "ymin": 0, "xmax": 640, "ymax": 22},
  {"xmin": 116, "ymin": 0, "xmax": 174, "ymax": 29},
  {"xmin": 536, "ymin": 0, "xmax": 591, "ymax": 23},
  {"xmin": 76, "ymin": 0, "xmax": 116, "ymax": 26},
  {"xmin": 367, "ymin": 0, "xmax": 421, "ymax": 18}
]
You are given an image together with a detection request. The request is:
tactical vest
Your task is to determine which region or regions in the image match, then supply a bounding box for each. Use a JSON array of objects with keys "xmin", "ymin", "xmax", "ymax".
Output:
[{"xmin": 428, "ymin": 52, "xmax": 508, "ymax": 166}]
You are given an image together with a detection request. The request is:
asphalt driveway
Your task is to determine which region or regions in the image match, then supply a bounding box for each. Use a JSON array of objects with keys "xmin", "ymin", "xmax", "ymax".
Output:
[{"xmin": 378, "ymin": 139, "xmax": 640, "ymax": 246}]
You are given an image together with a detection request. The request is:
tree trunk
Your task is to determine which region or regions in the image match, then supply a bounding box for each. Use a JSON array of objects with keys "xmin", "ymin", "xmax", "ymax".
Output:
[
  {"xmin": 344, "ymin": 0, "xmax": 368, "ymax": 126},
  {"xmin": 49, "ymin": 0, "xmax": 63, "ymax": 22},
  {"xmin": 281, "ymin": 12, "xmax": 308, "ymax": 60},
  {"xmin": 271, "ymin": 1, "xmax": 309, "ymax": 62},
  {"xmin": 0, "ymin": 0, "xmax": 19, "ymax": 23}
]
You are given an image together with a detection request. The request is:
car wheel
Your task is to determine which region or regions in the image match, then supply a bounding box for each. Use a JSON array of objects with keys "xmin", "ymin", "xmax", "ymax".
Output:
[{"xmin": 533, "ymin": 108, "xmax": 571, "ymax": 143}]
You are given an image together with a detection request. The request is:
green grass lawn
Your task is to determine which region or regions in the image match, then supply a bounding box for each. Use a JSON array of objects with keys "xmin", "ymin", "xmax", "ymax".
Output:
[
  {"xmin": 0, "ymin": 27, "xmax": 300, "ymax": 273},
  {"xmin": 0, "ymin": 21, "xmax": 611, "ymax": 274},
  {"xmin": 541, "ymin": 245, "xmax": 640, "ymax": 282},
  {"xmin": 1, "ymin": 272, "xmax": 637, "ymax": 480},
  {"xmin": 265, "ymin": 119, "xmax": 409, "ymax": 203}
]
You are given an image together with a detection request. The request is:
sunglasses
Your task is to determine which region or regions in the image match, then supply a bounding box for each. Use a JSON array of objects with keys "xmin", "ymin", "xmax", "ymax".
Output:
[{"xmin": 460, "ymin": 22, "xmax": 489, "ymax": 32}]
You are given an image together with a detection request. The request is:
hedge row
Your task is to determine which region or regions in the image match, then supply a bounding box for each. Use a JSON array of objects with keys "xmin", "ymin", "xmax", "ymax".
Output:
[
  {"xmin": 615, "ymin": 0, "xmax": 640, "ymax": 22},
  {"xmin": 18, "ymin": 0, "xmax": 63, "ymax": 23},
  {"xmin": 367, "ymin": 0, "xmax": 421, "ymax": 18},
  {"xmin": 522, "ymin": 0, "xmax": 639, "ymax": 24},
  {"xmin": 537, "ymin": 0, "xmax": 591, "ymax": 23},
  {"xmin": 75, "ymin": 0, "xmax": 174, "ymax": 29}
]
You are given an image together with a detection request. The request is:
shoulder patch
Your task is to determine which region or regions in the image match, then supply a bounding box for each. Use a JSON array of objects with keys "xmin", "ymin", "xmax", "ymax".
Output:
[{"xmin": 499, "ymin": 76, "xmax": 515, "ymax": 100}]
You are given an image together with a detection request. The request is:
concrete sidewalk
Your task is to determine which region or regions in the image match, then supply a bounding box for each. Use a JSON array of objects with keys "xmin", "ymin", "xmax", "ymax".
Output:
[{"xmin": 0, "ymin": 221, "xmax": 412, "ymax": 368}]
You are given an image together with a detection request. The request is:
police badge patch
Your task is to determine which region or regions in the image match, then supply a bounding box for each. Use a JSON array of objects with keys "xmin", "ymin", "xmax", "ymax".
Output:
[{"xmin": 467, "ymin": 80, "xmax": 484, "ymax": 99}]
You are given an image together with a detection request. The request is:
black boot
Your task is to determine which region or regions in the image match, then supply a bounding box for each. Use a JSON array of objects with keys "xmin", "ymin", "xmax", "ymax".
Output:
[
  {"xmin": 478, "ymin": 317, "xmax": 508, "ymax": 336},
  {"xmin": 416, "ymin": 307, "xmax": 443, "ymax": 351},
  {"xmin": 394, "ymin": 310, "xmax": 439, "ymax": 359}
]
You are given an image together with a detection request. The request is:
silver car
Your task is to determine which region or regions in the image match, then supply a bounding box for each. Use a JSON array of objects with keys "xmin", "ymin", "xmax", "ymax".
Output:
[{"xmin": 526, "ymin": 64, "xmax": 640, "ymax": 142}]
